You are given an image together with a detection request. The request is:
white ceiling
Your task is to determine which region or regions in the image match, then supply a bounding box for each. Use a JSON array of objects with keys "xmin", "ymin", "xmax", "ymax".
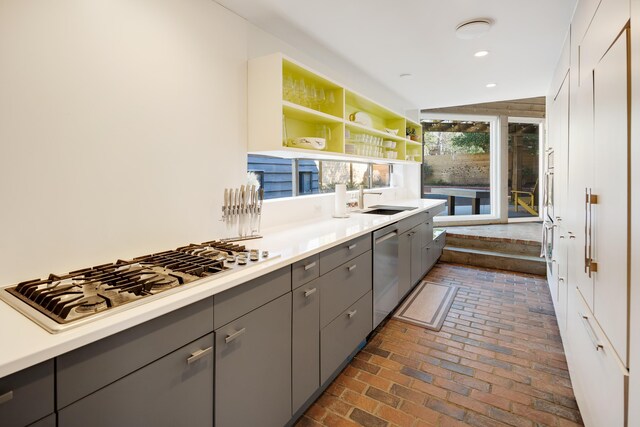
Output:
[{"xmin": 217, "ymin": 0, "xmax": 576, "ymax": 109}]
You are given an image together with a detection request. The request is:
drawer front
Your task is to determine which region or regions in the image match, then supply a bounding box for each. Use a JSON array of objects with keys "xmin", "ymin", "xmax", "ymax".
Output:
[
  {"xmin": 321, "ymin": 291, "xmax": 373, "ymax": 384},
  {"xmin": 215, "ymin": 293, "xmax": 292, "ymax": 427},
  {"xmin": 292, "ymin": 278, "xmax": 320, "ymax": 413},
  {"xmin": 422, "ymin": 244, "xmax": 439, "ymax": 276},
  {"xmin": 397, "ymin": 211, "xmax": 429, "ymax": 234},
  {"xmin": 57, "ymin": 297, "xmax": 213, "ymax": 409},
  {"xmin": 0, "ymin": 360, "xmax": 54, "ymax": 427},
  {"xmin": 59, "ymin": 333, "xmax": 214, "ymax": 427},
  {"xmin": 566, "ymin": 289, "xmax": 627, "ymax": 427},
  {"xmin": 292, "ymin": 254, "xmax": 320, "ymax": 290},
  {"xmin": 320, "ymin": 234, "xmax": 371, "ymax": 275},
  {"xmin": 419, "ymin": 219, "xmax": 434, "ymax": 248},
  {"xmin": 214, "ymin": 266, "xmax": 290, "ymax": 329},
  {"xmin": 320, "ymin": 251, "xmax": 372, "ymax": 327},
  {"xmin": 434, "ymin": 231, "xmax": 446, "ymax": 250}
]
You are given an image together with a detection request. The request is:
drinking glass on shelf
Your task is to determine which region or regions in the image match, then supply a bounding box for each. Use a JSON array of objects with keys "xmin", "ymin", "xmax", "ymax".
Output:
[
  {"xmin": 294, "ymin": 78, "xmax": 306, "ymax": 105},
  {"xmin": 283, "ymin": 74, "xmax": 294, "ymax": 102},
  {"xmin": 306, "ymin": 84, "xmax": 317, "ymax": 109},
  {"xmin": 316, "ymin": 88, "xmax": 326, "ymax": 111}
]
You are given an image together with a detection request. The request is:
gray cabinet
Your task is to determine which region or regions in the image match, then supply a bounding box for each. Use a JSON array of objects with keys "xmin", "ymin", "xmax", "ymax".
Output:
[
  {"xmin": 319, "ymin": 251, "xmax": 372, "ymax": 327},
  {"xmin": 292, "ymin": 277, "xmax": 320, "ymax": 413},
  {"xmin": 398, "ymin": 214, "xmax": 435, "ymax": 294},
  {"xmin": 398, "ymin": 229, "xmax": 412, "ymax": 298},
  {"xmin": 319, "ymin": 234, "xmax": 371, "ymax": 275},
  {"xmin": 58, "ymin": 333, "xmax": 214, "ymax": 427},
  {"xmin": 410, "ymin": 225, "xmax": 424, "ymax": 285},
  {"xmin": 215, "ymin": 292, "xmax": 292, "ymax": 427},
  {"xmin": 28, "ymin": 414, "xmax": 56, "ymax": 427},
  {"xmin": 57, "ymin": 297, "xmax": 214, "ymax": 409},
  {"xmin": 292, "ymin": 254, "xmax": 320, "ymax": 289},
  {"xmin": 0, "ymin": 360, "xmax": 54, "ymax": 427},
  {"xmin": 321, "ymin": 291, "xmax": 373, "ymax": 384}
]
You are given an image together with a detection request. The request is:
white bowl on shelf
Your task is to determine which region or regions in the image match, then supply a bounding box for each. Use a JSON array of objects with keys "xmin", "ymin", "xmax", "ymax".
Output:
[{"xmin": 384, "ymin": 128, "xmax": 399, "ymax": 136}]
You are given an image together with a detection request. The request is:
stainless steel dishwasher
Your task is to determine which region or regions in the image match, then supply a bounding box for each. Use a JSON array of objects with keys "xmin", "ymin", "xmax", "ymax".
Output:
[{"xmin": 373, "ymin": 223, "xmax": 399, "ymax": 328}]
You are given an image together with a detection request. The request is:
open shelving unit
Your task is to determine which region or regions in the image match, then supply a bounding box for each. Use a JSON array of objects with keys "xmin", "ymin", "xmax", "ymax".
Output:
[{"xmin": 248, "ymin": 53, "xmax": 422, "ymax": 164}]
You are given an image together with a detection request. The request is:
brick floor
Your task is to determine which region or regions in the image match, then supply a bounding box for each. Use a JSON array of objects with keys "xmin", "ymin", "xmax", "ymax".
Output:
[{"xmin": 296, "ymin": 263, "xmax": 583, "ymax": 427}]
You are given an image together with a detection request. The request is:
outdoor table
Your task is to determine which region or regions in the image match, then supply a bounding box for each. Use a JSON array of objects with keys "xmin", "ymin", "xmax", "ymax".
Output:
[{"xmin": 431, "ymin": 188, "xmax": 490, "ymax": 215}]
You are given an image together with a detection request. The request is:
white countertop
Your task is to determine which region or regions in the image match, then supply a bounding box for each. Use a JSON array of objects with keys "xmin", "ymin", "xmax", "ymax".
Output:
[{"xmin": 0, "ymin": 199, "xmax": 444, "ymax": 378}]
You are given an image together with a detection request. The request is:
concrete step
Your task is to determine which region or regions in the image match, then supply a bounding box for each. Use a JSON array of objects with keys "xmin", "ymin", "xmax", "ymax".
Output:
[
  {"xmin": 441, "ymin": 246, "xmax": 546, "ymax": 276},
  {"xmin": 445, "ymin": 234, "xmax": 541, "ymax": 257}
]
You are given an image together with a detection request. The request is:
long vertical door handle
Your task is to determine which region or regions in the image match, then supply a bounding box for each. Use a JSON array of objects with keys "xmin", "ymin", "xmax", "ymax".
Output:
[{"xmin": 584, "ymin": 188, "xmax": 589, "ymax": 273}]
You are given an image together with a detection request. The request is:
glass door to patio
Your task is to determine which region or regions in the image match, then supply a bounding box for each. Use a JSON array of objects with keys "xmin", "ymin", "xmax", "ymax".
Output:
[{"xmin": 421, "ymin": 119, "xmax": 494, "ymax": 218}]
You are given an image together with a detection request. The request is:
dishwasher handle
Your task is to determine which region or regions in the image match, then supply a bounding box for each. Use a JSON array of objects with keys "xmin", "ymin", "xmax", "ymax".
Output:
[{"xmin": 375, "ymin": 230, "xmax": 398, "ymax": 245}]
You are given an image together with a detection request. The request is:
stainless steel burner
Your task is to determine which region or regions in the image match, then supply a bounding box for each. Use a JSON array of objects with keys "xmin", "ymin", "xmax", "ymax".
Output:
[{"xmin": 0, "ymin": 239, "xmax": 277, "ymax": 333}]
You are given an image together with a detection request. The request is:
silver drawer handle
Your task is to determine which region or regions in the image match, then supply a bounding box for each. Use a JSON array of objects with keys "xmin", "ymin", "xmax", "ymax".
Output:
[
  {"xmin": 347, "ymin": 264, "xmax": 357, "ymax": 272},
  {"xmin": 348, "ymin": 243, "xmax": 357, "ymax": 250},
  {"xmin": 187, "ymin": 346, "xmax": 213, "ymax": 364},
  {"xmin": 348, "ymin": 310, "xmax": 357, "ymax": 318},
  {"xmin": 225, "ymin": 328, "xmax": 246, "ymax": 344},
  {"xmin": 303, "ymin": 261, "xmax": 317, "ymax": 271},
  {"xmin": 304, "ymin": 287, "xmax": 317, "ymax": 297},
  {"xmin": 0, "ymin": 391, "xmax": 13, "ymax": 405},
  {"xmin": 375, "ymin": 231, "xmax": 398, "ymax": 244},
  {"xmin": 580, "ymin": 313, "xmax": 604, "ymax": 351}
]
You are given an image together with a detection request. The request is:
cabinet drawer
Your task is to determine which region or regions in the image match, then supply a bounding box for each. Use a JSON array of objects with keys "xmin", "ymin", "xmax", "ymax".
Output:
[
  {"xmin": 419, "ymin": 220, "xmax": 434, "ymax": 248},
  {"xmin": 321, "ymin": 291, "xmax": 373, "ymax": 384},
  {"xmin": 320, "ymin": 234, "xmax": 371, "ymax": 275},
  {"xmin": 292, "ymin": 277, "xmax": 320, "ymax": 413},
  {"xmin": 320, "ymin": 251, "xmax": 372, "ymax": 327},
  {"xmin": 214, "ymin": 266, "xmax": 290, "ymax": 329},
  {"xmin": 422, "ymin": 244, "xmax": 439, "ymax": 275},
  {"xmin": 0, "ymin": 360, "xmax": 53, "ymax": 427},
  {"xmin": 566, "ymin": 289, "xmax": 627, "ymax": 427},
  {"xmin": 434, "ymin": 230, "xmax": 446, "ymax": 251},
  {"xmin": 397, "ymin": 212, "xmax": 429, "ymax": 234},
  {"xmin": 292, "ymin": 254, "xmax": 320, "ymax": 290},
  {"xmin": 215, "ymin": 293, "xmax": 292, "ymax": 427},
  {"xmin": 59, "ymin": 333, "xmax": 214, "ymax": 427},
  {"xmin": 57, "ymin": 297, "xmax": 213, "ymax": 409}
]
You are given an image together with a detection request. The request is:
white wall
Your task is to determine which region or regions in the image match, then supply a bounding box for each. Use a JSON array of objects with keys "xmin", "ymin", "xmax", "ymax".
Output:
[{"xmin": 0, "ymin": 0, "xmax": 416, "ymax": 284}]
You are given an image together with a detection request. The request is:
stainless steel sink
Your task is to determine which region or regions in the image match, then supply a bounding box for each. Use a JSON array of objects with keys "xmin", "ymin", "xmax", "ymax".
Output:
[{"xmin": 362, "ymin": 205, "xmax": 417, "ymax": 215}]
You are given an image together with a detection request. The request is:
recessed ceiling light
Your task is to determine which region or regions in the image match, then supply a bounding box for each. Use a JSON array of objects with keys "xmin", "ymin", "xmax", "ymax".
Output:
[
  {"xmin": 399, "ymin": 73, "xmax": 413, "ymax": 79},
  {"xmin": 456, "ymin": 19, "xmax": 494, "ymax": 40},
  {"xmin": 486, "ymin": 83, "xmax": 497, "ymax": 88},
  {"xmin": 474, "ymin": 50, "xmax": 489, "ymax": 57}
]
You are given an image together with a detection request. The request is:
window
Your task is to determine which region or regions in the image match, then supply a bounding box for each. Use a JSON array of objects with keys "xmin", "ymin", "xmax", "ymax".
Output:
[
  {"xmin": 421, "ymin": 119, "xmax": 492, "ymax": 216},
  {"xmin": 247, "ymin": 155, "xmax": 390, "ymax": 199},
  {"xmin": 508, "ymin": 122, "xmax": 540, "ymax": 219}
]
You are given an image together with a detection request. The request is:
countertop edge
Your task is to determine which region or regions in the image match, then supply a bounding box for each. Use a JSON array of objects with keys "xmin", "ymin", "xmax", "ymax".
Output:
[{"xmin": 0, "ymin": 199, "xmax": 445, "ymax": 378}]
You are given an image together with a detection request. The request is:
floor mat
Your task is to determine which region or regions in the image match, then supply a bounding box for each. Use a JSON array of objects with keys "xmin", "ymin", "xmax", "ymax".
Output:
[{"xmin": 392, "ymin": 281, "xmax": 458, "ymax": 331}]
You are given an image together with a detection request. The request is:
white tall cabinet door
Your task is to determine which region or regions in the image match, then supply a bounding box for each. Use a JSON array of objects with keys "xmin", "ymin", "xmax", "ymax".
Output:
[
  {"xmin": 552, "ymin": 72, "xmax": 571, "ymax": 334},
  {"xmin": 568, "ymin": 59, "xmax": 595, "ymax": 311},
  {"xmin": 592, "ymin": 30, "xmax": 629, "ymax": 365}
]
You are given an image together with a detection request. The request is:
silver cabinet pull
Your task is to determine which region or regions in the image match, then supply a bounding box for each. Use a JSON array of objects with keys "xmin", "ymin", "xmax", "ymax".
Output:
[
  {"xmin": 580, "ymin": 313, "xmax": 604, "ymax": 351},
  {"xmin": 348, "ymin": 243, "xmax": 357, "ymax": 250},
  {"xmin": 225, "ymin": 328, "xmax": 246, "ymax": 344},
  {"xmin": 187, "ymin": 346, "xmax": 213, "ymax": 364},
  {"xmin": 304, "ymin": 288, "xmax": 317, "ymax": 297},
  {"xmin": 0, "ymin": 391, "xmax": 13, "ymax": 405},
  {"xmin": 347, "ymin": 264, "xmax": 357, "ymax": 272},
  {"xmin": 348, "ymin": 310, "xmax": 357, "ymax": 318},
  {"xmin": 303, "ymin": 261, "xmax": 317, "ymax": 271}
]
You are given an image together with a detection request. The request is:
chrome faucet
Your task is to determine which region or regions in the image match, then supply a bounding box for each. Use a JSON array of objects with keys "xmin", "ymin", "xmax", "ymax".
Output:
[{"xmin": 358, "ymin": 185, "xmax": 382, "ymax": 209}]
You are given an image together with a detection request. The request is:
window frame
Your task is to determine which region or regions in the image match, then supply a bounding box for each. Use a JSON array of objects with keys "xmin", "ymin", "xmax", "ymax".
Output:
[{"xmin": 420, "ymin": 113, "xmax": 502, "ymax": 224}]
